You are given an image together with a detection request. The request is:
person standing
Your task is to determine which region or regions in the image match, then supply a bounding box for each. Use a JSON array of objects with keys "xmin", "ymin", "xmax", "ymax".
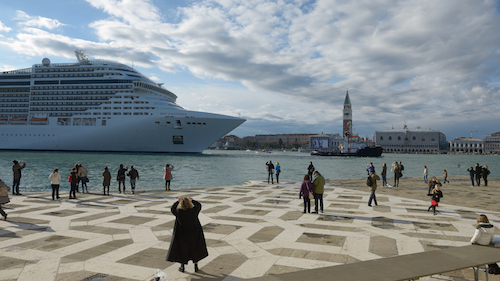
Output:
[
  {"xmin": 78, "ymin": 164, "xmax": 89, "ymax": 193},
  {"xmin": 0, "ymin": 178, "xmax": 11, "ymax": 220},
  {"xmin": 164, "ymin": 164, "xmax": 174, "ymax": 191},
  {"xmin": 393, "ymin": 163, "xmax": 401, "ymax": 187},
  {"xmin": 117, "ymin": 164, "xmax": 128, "ymax": 193},
  {"xmin": 312, "ymin": 171, "xmax": 325, "ymax": 214},
  {"xmin": 166, "ymin": 197, "xmax": 208, "ymax": 273},
  {"xmin": 12, "ymin": 160, "xmax": 26, "ymax": 195},
  {"xmin": 368, "ymin": 171, "xmax": 381, "ymax": 207},
  {"xmin": 127, "ymin": 166, "xmax": 139, "ymax": 194},
  {"xmin": 427, "ymin": 176, "xmax": 442, "ymax": 195},
  {"xmin": 266, "ymin": 161, "xmax": 274, "ymax": 184},
  {"xmin": 366, "ymin": 162, "xmax": 375, "ymax": 175},
  {"xmin": 475, "ymin": 163, "xmax": 482, "ymax": 186},
  {"xmin": 307, "ymin": 162, "xmax": 315, "ymax": 180},
  {"xmin": 299, "ymin": 174, "xmax": 314, "ymax": 213},
  {"xmin": 467, "ymin": 166, "xmax": 476, "ymax": 187},
  {"xmin": 399, "ymin": 161, "xmax": 405, "ymax": 174},
  {"xmin": 427, "ymin": 185, "xmax": 443, "ymax": 215},
  {"xmin": 74, "ymin": 163, "xmax": 81, "ymax": 193},
  {"xmin": 423, "ymin": 166, "xmax": 428, "ymax": 183},
  {"xmin": 275, "ymin": 162, "xmax": 281, "ymax": 184},
  {"xmin": 482, "ymin": 165, "xmax": 490, "ymax": 187},
  {"xmin": 381, "ymin": 163, "xmax": 387, "ymax": 187},
  {"xmin": 102, "ymin": 167, "xmax": 111, "ymax": 195},
  {"xmin": 69, "ymin": 167, "xmax": 78, "ymax": 199},
  {"xmin": 48, "ymin": 168, "xmax": 61, "ymax": 200}
]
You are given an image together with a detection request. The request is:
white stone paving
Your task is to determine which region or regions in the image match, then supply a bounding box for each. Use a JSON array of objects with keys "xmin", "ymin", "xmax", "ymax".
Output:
[{"xmin": 0, "ymin": 180, "xmax": 499, "ymax": 281}]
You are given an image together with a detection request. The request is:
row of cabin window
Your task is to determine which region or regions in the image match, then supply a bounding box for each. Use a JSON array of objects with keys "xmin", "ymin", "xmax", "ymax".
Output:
[{"xmin": 380, "ymin": 136, "xmax": 436, "ymax": 141}]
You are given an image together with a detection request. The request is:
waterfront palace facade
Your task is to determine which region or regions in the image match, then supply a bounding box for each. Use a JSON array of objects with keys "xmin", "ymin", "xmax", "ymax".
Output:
[{"xmin": 374, "ymin": 125, "xmax": 448, "ymax": 153}]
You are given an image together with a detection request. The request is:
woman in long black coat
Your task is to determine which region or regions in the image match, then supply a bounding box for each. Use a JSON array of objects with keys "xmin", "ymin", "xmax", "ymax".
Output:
[{"xmin": 166, "ymin": 197, "xmax": 208, "ymax": 273}]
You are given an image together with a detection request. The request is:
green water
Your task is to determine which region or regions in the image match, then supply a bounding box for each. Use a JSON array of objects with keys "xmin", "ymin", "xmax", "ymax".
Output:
[{"xmin": 0, "ymin": 150, "xmax": 497, "ymax": 192}]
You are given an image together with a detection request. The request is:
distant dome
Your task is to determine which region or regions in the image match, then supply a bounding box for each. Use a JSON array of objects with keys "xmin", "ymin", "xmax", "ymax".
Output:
[{"xmin": 42, "ymin": 58, "xmax": 50, "ymax": 66}]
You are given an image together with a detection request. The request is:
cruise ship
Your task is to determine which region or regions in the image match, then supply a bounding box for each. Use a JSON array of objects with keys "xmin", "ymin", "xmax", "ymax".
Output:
[{"xmin": 0, "ymin": 50, "xmax": 245, "ymax": 153}]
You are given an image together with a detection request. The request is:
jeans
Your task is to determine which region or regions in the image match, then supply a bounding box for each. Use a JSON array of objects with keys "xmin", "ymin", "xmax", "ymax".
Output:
[
  {"xmin": 303, "ymin": 197, "xmax": 311, "ymax": 213},
  {"xmin": 475, "ymin": 175, "xmax": 481, "ymax": 186},
  {"xmin": 267, "ymin": 172, "xmax": 273, "ymax": 184},
  {"xmin": 423, "ymin": 174, "xmax": 428, "ymax": 183},
  {"xmin": 314, "ymin": 193, "xmax": 323, "ymax": 212},
  {"xmin": 70, "ymin": 183, "xmax": 77, "ymax": 198},
  {"xmin": 368, "ymin": 190, "xmax": 377, "ymax": 206},
  {"xmin": 470, "ymin": 175, "xmax": 475, "ymax": 186},
  {"xmin": 381, "ymin": 175, "xmax": 387, "ymax": 186},
  {"xmin": 130, "ymin": 178, "xmax": 136, "ymax": 190},
  {"xmin": 12, "ymin": 179, "xmax": 20, "ymax": 194},
  {"xmin": 118, "ymin": 179, "xmax": 125, "ymax": 192},
  {"xmin": 51, "ymin": 184, "xmax": 59, "ymax": 200},
  {"xmin": 80, "ymin": 176, "xmax": 88, "ymax": 191}
]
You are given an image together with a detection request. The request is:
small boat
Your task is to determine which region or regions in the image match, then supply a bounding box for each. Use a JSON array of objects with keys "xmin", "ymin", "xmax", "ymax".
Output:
[{"xmin": 311, "ymin": 145, "xmax": 383, "ymax": 157}]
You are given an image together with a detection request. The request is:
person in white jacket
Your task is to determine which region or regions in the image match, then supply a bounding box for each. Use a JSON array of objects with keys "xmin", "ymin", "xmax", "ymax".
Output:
[
  {"xmin": 48, "ymin": 168, "xmax": 61, "ymax": 200},
  {"xmin": 470, "ymin": 214, "xmax": 495, "ymax": 245}
]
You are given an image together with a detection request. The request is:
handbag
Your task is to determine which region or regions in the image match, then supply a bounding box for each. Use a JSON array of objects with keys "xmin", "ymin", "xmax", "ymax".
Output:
[
  {"xmin": 68, "ymin": 176, "xmax": 72, "ymax": 183},
  {"xmin": 308, "ymin": 192, "xmax": 314, "ymax": 200}
]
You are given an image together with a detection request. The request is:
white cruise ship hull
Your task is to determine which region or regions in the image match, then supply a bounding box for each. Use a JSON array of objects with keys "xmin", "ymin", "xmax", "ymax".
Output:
[{"xmin": 0, "ymin": 111, "xmax": 244, "ymax": 153}]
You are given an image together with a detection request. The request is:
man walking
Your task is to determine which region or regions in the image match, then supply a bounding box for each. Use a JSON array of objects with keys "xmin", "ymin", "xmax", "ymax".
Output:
[
  {"xmin": 127, "ymin": 166, "xmax": 139, "ymax": 194},
  {"xmin": 368, "ymin": 171, "xmax": 381, "ymax": 207},
  {"xmin": 312, "ymin": 171, "xmax": 325, "ymax": 214},
  {"xmin": 12, "ymin": 160, "xmax": 26, "ymax": 195}
]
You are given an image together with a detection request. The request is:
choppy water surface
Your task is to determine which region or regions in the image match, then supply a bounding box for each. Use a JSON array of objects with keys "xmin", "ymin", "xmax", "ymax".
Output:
[{"xmin": 0, "ymin": 150, "xmax": 498, "ymax": 192}]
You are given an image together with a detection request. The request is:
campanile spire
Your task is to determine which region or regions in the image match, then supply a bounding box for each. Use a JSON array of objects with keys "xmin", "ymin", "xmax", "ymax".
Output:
[{"xmin": 343, "ymin": 89, "xmax": 352, "ymax": 137}]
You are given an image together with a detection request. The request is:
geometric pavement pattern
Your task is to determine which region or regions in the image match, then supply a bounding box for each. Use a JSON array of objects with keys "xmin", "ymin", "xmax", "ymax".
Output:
[{"xmin": 0, "ymin": 180, "xmax": 499, "ymax": 281}]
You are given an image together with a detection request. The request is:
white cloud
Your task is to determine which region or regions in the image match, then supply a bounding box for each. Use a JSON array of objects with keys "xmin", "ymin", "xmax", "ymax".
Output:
[
  {"xmin": 1, "ymin": 0, "xmax": 500, "ymax": 139},
  {"xmin": 15, "ymin": 10, "xmax": 65, "ymax": 30},
  {"xmin": 0, "ymin": 20, "xmax": 12, "ymax": 32}
]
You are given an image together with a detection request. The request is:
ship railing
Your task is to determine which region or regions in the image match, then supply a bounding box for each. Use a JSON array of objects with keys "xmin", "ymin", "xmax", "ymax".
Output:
[
  {"xmin": 33, "ymin": 59, "xmax": 133, "ymax": 70},
  {"xmin": 1, "ymin": 68, "xmax": 32, "ymax": 74}
]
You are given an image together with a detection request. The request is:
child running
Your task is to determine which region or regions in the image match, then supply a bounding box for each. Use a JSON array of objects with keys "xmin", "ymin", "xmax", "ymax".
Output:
[{"xmin": 427, "ymin": 185, "xmax": 443, "ymax": 215}]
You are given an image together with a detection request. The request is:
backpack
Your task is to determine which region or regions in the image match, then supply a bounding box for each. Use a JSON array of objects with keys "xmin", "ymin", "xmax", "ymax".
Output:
[
  {"xmin": 366, "ymin": 175, "xmax": 373, "ymax": 187},
  {"xmin": 489, "ymin": 263, "xmax": 500, "ymax": 275}
]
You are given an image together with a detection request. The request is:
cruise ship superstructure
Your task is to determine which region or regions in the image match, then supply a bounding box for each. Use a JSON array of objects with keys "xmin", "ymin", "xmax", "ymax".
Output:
[{"xmin": 0, "ymin": 50, "xmax": 245, "ymax": 153}]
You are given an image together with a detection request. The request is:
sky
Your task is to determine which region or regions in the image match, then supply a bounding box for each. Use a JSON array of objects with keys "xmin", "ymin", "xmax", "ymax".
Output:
[{"xmin": 0, "ymin": 0, "xmax": 499, "ymax": 141}]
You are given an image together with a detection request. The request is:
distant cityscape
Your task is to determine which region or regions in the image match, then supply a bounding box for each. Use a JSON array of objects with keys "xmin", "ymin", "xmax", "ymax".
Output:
[
  {"xmin": 212, "ymin": 90, "xmax": 499, "ymax": 154},
  {"xmin": 212, "ymin": 130, "xmax": 499, "ymax": 154}
]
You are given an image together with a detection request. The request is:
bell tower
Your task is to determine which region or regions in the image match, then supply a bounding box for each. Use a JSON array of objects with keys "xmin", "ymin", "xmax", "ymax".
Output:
[{"xmin": 343, "ymin": 89, "xmax": 352, "ymax": 137}]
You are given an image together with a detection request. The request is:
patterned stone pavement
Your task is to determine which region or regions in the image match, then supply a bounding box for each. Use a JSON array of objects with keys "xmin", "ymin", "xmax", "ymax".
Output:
[{"xmin": 0, "ymin": 180, "xmax": 499, "ymax": 281}]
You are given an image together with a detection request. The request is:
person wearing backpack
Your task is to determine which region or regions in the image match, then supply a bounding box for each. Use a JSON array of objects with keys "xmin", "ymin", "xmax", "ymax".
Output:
[
  {"xmin": 367, "ymin": 171, "xmax": 380, "ymax": 207},
  {"xmin": 164, "ymin": 164, "xmax": 174, "ymax": 191}
]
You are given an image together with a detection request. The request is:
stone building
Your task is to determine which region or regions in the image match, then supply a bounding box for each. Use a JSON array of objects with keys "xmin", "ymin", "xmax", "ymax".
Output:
[
  {"xmin": 484, "ymin": 132, "xmax": 500, "ymax": 154},
  {"xmin": 255, "ymin": 134, "xmax": 313, "ymax": 147},
  {"xmin": 374, "ymin": 125, "xmax": 447, "ymax": 153},
  {"xmin": 450, "ymin": 137, "xmax": 484, "ymax": 153}
]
